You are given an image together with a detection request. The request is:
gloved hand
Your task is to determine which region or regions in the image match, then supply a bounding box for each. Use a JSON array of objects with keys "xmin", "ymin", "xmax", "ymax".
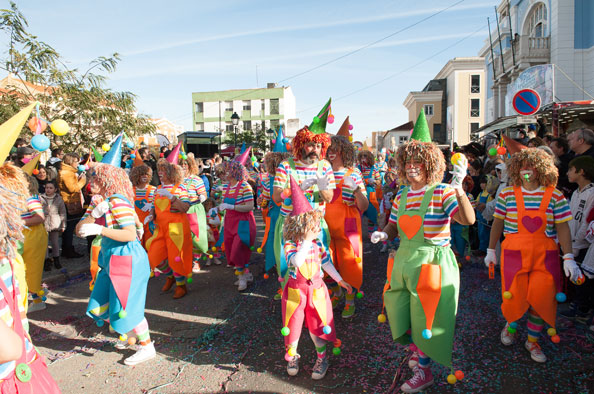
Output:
[
  {"xmin": 136, "ymin": 226, "xmax": 144, "ymax": 240},
  {"xmin": 143, "ymin": 215, "xmax": 153, "ymax": 225},
  {"xmin": 342, "ymin": 176, "xmax": 356, "ymax": 189},
  {"xmin": 140, "ymin": 202, "xmax": 153, "ymax": 212},
  {"xmin": 300, "ymin": 178, "xmax": 317, "ymax": 191},
  {"xmin": 156, "ymin": 188, "xmax": 175, "ymax": 200},
  {"xmin": 316, "ymin": 173, "xmax": 330, "ymax": 191},
  {"xmin": 484, "ymin": 248, "xmax": 497, "ymax": 267},
  {"xmin": 91, "ymin": 201, "xmax": 109, "ymax": 219},
  {"xmin": 449, "ymin": 153, "xmax": 468, "ymax": 190},
  {"xmin": 219, "ymin": 203, "xmax": 234, "ymax": 211},
  {"xmin": 370, "ymin": 231, "xmax": 388, "ymax": 244},
  {"xmin": 563, "ymin": 254, "xmax": 583, "ymax": 282},
  {"xmin": 199, "ymin": 194, "xmax": 207, "ymax": 203},
  {"xmin": 79, "ymin": 223, "xmax": 103, "ymax": 237}
]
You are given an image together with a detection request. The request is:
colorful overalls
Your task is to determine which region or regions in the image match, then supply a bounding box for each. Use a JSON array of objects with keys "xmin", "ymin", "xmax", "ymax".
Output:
[
  {"xmin": 324, "ymin": 169, "xmax": 363, "ymax": 290},
  {"xmin": 222, "ymin": 182, "xmax": 256, "ymax": 268},
  {"xmin": 383, "ymin": 185, "xmax": 459, "ymax": 367},
  {"xmin": 500, "ymin": 187, "xmax": 561, "ymax": 328},
  {"xmin": 359, "ymin": 165, "xmax": 379, "ymax": 228},
  {"xmin": 262, "ymin": 176, "xmax": 282, "ymax": 273},
  {"xmin": 133, "ymin": 185, "xmax": 155, "ymax": 247},
  {"xmin": 146, "ymin": 185, "xmax": 193, "ymax": 278},
  {"xmin": 476, "ymin": 190, "xmax": 492, "ymax": 252}
]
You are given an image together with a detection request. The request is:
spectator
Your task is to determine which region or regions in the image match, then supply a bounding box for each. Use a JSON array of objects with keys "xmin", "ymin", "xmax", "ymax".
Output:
[
  {"xmin": 15, "ymin": 146, "xmax": 35, "ymax": 167},
  {"xmin": 34, "ymin": 164, "xmax": 48, "ymax": 194},
  {"xmin": 528, "ymin": 137, "xmax": 546, "ymax": 148},
  {"xmin": 58, "ymin": 153, "xmax": 86, "ymax": 258},
  {"xmin": 46, "ymin": 148, "xmax": 64, "ymax": 180},
  {"xmin": 543, "ymin": 133, "xmax": 554, "ymax": 145},
  {"xmin": 517, "ymin": 129, "xmax": 529, "ymax": 145},
  {"xmin": 568, "ymin": 128, "xmax": 594, "ymax": 159},
  {"xmin": 551, "ymin": 137, "xmax": 574, "ymax": 198},
  {"xmin": 139, "ymin": 147, "xmax": 160, "ymax": 186}
]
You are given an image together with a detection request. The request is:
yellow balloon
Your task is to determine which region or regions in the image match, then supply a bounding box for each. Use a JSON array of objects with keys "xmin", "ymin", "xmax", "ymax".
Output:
[
  {"xmin": 102, "ymin": 144, "xmax": 111, "ymax": 152},
  {"xmin": 50, "ymin": 119, "xmax": 70, "ymax": 136}
]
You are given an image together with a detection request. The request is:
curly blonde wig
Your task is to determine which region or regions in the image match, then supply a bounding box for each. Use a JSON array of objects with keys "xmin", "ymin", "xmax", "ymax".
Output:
[
  {"xmin": 264, "ymin": 152, "xmax": 291, "ymax": 176},
  {"xmin": 157, "ymin": 159, "xmax": 183, "ymax": 185},
  {"xmin": 357, "ymin": 150, "xmax": 375, "ymax": 167},
  {"xmin": 92, "ymin": 164, "xmax": 134, "ymax": 203},
  {"xmin": 396, "ymin": 140, "xmax": 446, "ymax": 186},
  {"xmin": 330, "ymin": 136, "xmax": 355, "ymax": 168},
  {"xmin": 283, "ymin": 209, "xmax": 323, "ymax": 243},
  {"xmin": 129, "ymin": 164, "xmax": 153, "ymax": 187},
  {"xmin": 507, "ymin": 147, "xmax": 558, "ymax": 187},
  {"xmin": 179, "ymin": 156, "xmax": 199, "ymax": 176},
  {"xmin": 0, "ymin": 163, "xmax": 28, "ymax": 259}
]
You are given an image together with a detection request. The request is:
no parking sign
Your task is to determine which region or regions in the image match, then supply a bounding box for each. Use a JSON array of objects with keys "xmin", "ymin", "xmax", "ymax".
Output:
[{"xmin": 512, "ymin": 89, "xmax": 541, "ymax": 116}]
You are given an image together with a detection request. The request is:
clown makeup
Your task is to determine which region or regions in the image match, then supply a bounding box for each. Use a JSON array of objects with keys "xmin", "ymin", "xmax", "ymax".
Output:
[
  {"xmin": 89, "ymin": 172, "xmax": 102, "ymax": 195},
  {"xmin": 326, "ymin": 144, "xmax": 339, "ymax": 163},
  {"xmin": 140, "ymin": 174, "xmax": 150, "ymax": 185},
  {"xmin": 181, "ymin": 161, "xmax": 189, "ymax": 176},
  {"xmin": 520, "ymin": 164, "xmax": 536, "ymax": 184},
  {"xmin": 405, "ymin": 157, "xmax": 427, "ymax": 185}
]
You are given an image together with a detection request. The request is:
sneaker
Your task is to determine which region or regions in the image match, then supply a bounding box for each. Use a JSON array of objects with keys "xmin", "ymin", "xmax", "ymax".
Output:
[
  {"xmin": 341, "ymin": 303, "xmax": 355, "ymax": 318},
  {"xmin": 114, "ymin": 339, "xmax": 128, "ymax": 350},
  {"xmin": 311, "ymin": 356, "xmax": 329, "ymax": 380},
  {"xmin": 124, "ymin": 342, "xmax": 156, "ymax": 366},
  {"xmin": 27, "ymin": 300, "xmax": 46, "ymax": 313},
  {"xmin": 205, "ymin": 259, "xmax": 212, "ymax": 266},
  {"xmin": 524, "ymin": 340, "xmax": 547, "ymax": 363},
  {"xmin": 213, "ymin": 258, "xmax": 222, "ymax": 265},
  {"xmin": 161, "ymin": 277, "xmax": 175, "ymax": 293},
  {"xmin": 237, "ymin": 275, "xmax": 248, "ymax": 291},
  {"xmin": 408, "ymin": 351, "xmax": 419, "ymax": 369},
  {"xmin": 401, "ymin": 366, "xmax": 434, "ymax": 393},
  {"xmin": 245, "ymin": 272, "xmax": 254, "ymax": 282},
  {"xmin": 173, "ymin": 285, "xmax": 187, "ymax": 299},
  {"xmin": 287, "ymin": 354, "xmax": 300, "ymax": 376},
  {"xmin": 500, "ymin": 324, "xmax": 516, "ymax": 346},
  {"xmin": 192, "ymin": 263, "xmax": 201, "ymax": 273}
]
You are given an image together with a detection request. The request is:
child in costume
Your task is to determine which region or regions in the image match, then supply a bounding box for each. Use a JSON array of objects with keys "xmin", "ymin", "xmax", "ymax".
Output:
[
  {"xmin": 325, "ymin": 134, "xmax": 368, "ymax": 318},
  {"xmin": 145, "ymin": 157, "xmax": 193, "ymax": 299},
  {"xmin": 281, "ymin": 175, "xmax": 353, "ymax": 380},
  {"xmin": 218, "ymin": 155, "xmax": 256, "ymax": 291},
  {"xmin": 485, "ymin": 148, "xmax": 576, "ymax": 363},
  {"xmin": 474, "ymin": 174, "xmax": 499, "ymax": 256},
  {"xmin": 76, "ymin": 163, "xmax": 155, "ymax": 366},
  {"xmin": 371, "ymin": 111, "xmax": 475, "ymax": 393},
  {"xmin": 450, "ymin": 175, "xmax": 475, "ymax": 264},
  {"xmin": 357, "ymin": 149, "xmax": 381, "ymax": 235},
  {"xmin": 41, "ymin": 180, "xmax": 66, "ymax": 271},
  {"xmin": 129, "ymin": 164, "xmax": 156, "ymax": 248},
  {"xmin": 202, "ymin": 198, "xmax": 223, "ymax": 267}
]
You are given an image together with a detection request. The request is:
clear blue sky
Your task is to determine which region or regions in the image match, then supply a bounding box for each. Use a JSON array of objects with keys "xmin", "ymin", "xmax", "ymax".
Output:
[{"xmin": 5, "ymin": 0, "xmax": 495, "ymax": 141}]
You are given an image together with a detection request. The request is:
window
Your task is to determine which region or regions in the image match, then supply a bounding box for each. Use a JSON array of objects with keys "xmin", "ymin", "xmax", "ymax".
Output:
[
  {"xmin": 526, "ymin": 3, "xmax": 547, "ymax": 38},
  {"xmin": 471, "ymin": 75, "xmax": 480, "ymax": 93},
  {"xmin": 270, "ymin": 99, "xmax": 280, "ymax": 115},
  {"xmin": 270, "ymin": 119, "xmax": 280, "ymax": 130},
  {"xmin": 225, "ymin": 122, "xmax": 233, "ymax": 132},
  {"xmin": 399, "ymin": 136, "xmax": 408, "ymax": 144},
  {"xmin": 224, "ymin": 101, "xmax": 233, "ymax": 112},
  {"xmin": 470, "ymin": 99, "xmax": 480, "ymax": 117},
  {"xmin": 242, "ymin": 100, "xmax": 251, "ymax": 111},
  {"xmin": 243, "ymin": 120, "xmax": 252, "ymax": 130},
  {"xmin": 196, "ymin": 122, "xmax": 204, "ymax": 131},
  {"xmin": 424, "ymin": 104, "xmax": 434, "ymax": 116},
  {"xmin": 470, "ymin": 122, "xmax": 480, "ymax": 133},
  {"xmin": 261, "ymin": 100, "xmax": 266, "ymax": 111},
  {"xmin": 195, "ymin": 102, "xmax": 203, "ymax": 113}
]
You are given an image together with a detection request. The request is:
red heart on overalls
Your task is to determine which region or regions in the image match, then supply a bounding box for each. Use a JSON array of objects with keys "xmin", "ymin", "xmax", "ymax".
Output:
[{"xmin": 521, "ymin": 216, "xmax": 542, "ymax": 233}]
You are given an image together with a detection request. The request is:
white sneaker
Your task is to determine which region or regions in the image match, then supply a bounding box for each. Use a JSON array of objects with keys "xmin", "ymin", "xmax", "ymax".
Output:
[
  {"xmin": 237, "ymin": 275, "xmax": 248, "ymax": 291},
  {"xmin": 524, "ymin": 340, "xmax": 547, "ymax": 363},
  {"xmin": 205, "ymin": 259, "xmax": 212, "ymax": 266},
  {"xmin": 124, "ymin": 342, "xmax": 156, "ymax": 366},
  {"xmin": 245, "ymin": 272, "xmax": 254, "ymax": 282},
  {"xmin": 27, "ymin": 301, "xmax": 46, "ymax": 313},
  {"xmin": 500, "ymin": 324, "xmax": 516, "ymax": 346},
  {"xmin": 213, "ymin": 258, "xmax": 222, "ymax": 265}
]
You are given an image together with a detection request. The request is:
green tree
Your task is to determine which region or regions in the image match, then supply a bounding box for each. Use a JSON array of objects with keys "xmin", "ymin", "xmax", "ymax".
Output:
[
  {"xmin": 0, "ymin": 2, "xmax": 155, "ymax": 153},
  {"xmin": 222, "ymin": 123, "xmax": 272, "ymax": 153}
]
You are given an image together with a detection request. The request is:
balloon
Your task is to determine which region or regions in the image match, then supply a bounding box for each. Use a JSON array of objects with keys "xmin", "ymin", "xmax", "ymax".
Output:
[
  {"xmin": 102, "ymin": 144, "xmax": 111, "ymax": 152},
  {"xmin": 28, "ymin": 117, "xmax": 47, "ymax": 132},
  {"xmin": 31, "ymin": 134, "xmax": 50, "ymax": 151},
  {"xmin": 488, "ymin": 147, "xmax": 498, "ymax": 156},
  {"xmin": 328, "ymin": 115, "xmax": 334, "ymax": 124},
  {"xmin": 50, "ymin": 119, "xmax": 69, "ymax": 136},
  {"xmin": 348, "ymin": 124, "xmax": 353, "ymax": 130},
  {"xmin": 497, "ymin": 146, "xmax": 507, "ymax": 155}
]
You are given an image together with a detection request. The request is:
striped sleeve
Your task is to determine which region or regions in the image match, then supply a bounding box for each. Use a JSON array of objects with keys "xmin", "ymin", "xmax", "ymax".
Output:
[
  {"xmin": 493, "ymin": 187, "xmax": 511, "ymax": 220},
  {"xmin": 261, "ymin": 177, "xmax": 271, "ymax": 201},
  {"xmin": 441, "ymin": 185, "xmax": 459, "ymax": 218},
  {"xmin": 552, "ymin": 189, "xmax": 572, "ymax": 223},
  {"xmin": 273, "ymin": 162, "xmax": 290, "ymax": 190},
  {"xmin": 284, "ymin": 240, "xmax": 298, "ymax": 265},
  {"xmin": 174, "ymin": 184, "xmax": 191, "ymax": 203},
  {"xmin": 236, "ymin": 181, "xmax": 254, "ymax": 205},
  {"xmin": 109, "ymin": 197, "xmax": 136, "ymax": 228}
]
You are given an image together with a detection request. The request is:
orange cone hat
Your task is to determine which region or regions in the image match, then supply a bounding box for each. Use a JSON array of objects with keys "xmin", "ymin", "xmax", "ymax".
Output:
[
  {"xmin": 133, "ymin": 150, "xmax": 144, "ymax": 167},
  {"xmin": 502, "ymin": 135, "xmax": 527, "ymax": 155},
  {"xmin": 337, "ymin": 116, "xmax": 351, "ymax": 137}
]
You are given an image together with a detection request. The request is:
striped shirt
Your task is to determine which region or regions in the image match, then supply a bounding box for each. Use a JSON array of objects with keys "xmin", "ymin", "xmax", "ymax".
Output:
[
  {"xmin": 183, "ymin": 175, "xmax": 206, "ymax": 203},
  {"xmin": 493, "ymin": 186, "xmax": 571, "ymax": 237},
  {"xmin": 260, "ymin": 175, "xmax": 272, "ymax": 202},
  {"xmin": 274, "ymin": 159, "xmax": 335, "ymax": 216},
  {"xmin": 284, "ymin": 239, "xmax": 332, "ymax": 279},
  {"xmin": 359, "ymin": 165, "xmax": 381, "ymax": 186},
  {"xmin": 21, "ymin": 196, "xmax": 44, "ymax": 221},
  {"xmin": 333, "ymin": 169, "xmax": 366, "ymax": 206},
  {"xmin": 153, "ymin": 184, "xmax": 191, "ymax": 204},
  {"xmin": 134, "ymin": 186, "xmax": 156, "ymax": 212},
  {"xmin": 223, "ymin": 181, "xmax": 253, "ymax": 206},
  {"xmin": 388, "ymin": 184, "xmax": 459, "ymax": 246},
  {"xmin": 0, "ymin": 259, "xmax": 34, "ymax": 379}
]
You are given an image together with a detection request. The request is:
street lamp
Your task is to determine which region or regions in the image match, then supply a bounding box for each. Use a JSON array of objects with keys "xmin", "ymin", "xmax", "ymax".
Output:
[
  {"xmin": 266, "ymin": 128, "xmax": 275, "ymax": 150},
  {"xmin": 231, "ymin": 112, "xmax": 240, "ymax": 149}
]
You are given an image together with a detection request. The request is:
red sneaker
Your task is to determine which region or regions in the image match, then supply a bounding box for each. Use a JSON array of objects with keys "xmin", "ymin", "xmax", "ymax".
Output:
[{"xmin": 401, "ymin": 366, "xmax": 434, "ymax": 393}]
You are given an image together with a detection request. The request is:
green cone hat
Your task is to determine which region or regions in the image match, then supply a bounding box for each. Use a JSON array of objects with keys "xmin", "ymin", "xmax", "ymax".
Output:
[
  {"xmin": 308, "ymin": 98, "xmax": 331, "ymax": 135},
  {"xmin": 410, "ymin": 110, "xmax": 431, "ymax": 143}
]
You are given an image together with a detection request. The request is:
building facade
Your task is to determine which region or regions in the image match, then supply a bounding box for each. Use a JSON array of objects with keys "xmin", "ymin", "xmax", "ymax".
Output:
[{"xmin": 191, "ymin": 83, "xmax": 297, "ymax": 138}]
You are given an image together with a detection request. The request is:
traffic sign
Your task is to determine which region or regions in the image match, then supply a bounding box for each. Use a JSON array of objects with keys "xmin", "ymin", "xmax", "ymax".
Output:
[{"xmin": 513, "ymin": 89, "xmax": 541, "ymax": 116}]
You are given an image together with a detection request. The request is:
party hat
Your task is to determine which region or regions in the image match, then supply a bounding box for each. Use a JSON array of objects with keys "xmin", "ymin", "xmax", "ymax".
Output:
[
  {"xmin": 0, "ymin": 101, "xmax": 37, "ymax": 163},
  {"xmin": 337, "ymin": 116, "xmax": 351, "ymax": 137},
  {"xmin": 502, "ymin": 135, "xmax": 527, "ymax": 155},
  {"xmin": 91, "ymin": 146, "xmax": 103, "ymax": 162},
  {"xmin": 133, "ymin": 150, "xmax": 144, "ymax": 167},
  {"xmin": 273, "ymin": 125, "xmax": 288, "ymax": 153},
  {"xmin": 289, "ymin": 175, "xmax": 313, "ymax": 217},
  {"xmin": 21, "ymin": 154, "xmax": 40, "ymax": 176},
  {"xmin": 410, "ymin": 111, "xmax": 431, "ymax": 143},
  {"xmin": 166, "ymin": 142, "xmax": 182, "ymax": 164},
  {"xmin": 101, "ymin": 134, "xmax": 123, "ymax": 167},
  {"xmin": 240, "ymin": 142, "xmax": 246, "ymax": 154},
  {"xmin": 308, "ymin": 98, "xmax": 331, "ymax": 135},
  {"xmin": 234, "ymin": 146, "xmax": 251, "ymax": 166}
]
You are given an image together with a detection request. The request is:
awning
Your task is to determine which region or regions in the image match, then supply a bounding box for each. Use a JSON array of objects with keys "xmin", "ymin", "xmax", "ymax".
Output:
[{"xmin": 472, "ymin": 115, "xmax": 537, "ymax": 140}]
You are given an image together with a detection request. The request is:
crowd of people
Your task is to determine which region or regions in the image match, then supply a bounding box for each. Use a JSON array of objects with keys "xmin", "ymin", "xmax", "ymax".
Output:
[{"xmin": 1, "ymin": 102, "xmax": 594, "ymax": 392}]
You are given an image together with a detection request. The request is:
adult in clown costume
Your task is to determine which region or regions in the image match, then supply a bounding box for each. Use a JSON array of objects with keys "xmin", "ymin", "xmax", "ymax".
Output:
[
  {"xmin": 76, "ymin": 160, "xmax": 155, "ymax": 366},
  {"xmin": 371, "ymin": 111, "xmax": 475, "ymax": 393},
  {"xmin": 357, "ymin": 148, "xmax": 382, "ymax": 235},
  {"xmin": 485, "ymin": 147, "xmax": 577, "ymax": 363},
  {"xmin": 273, "ymin": 98, "xmax": 336, "ymax": 284},
  {"xmin": 129, "ymin": 163, "xmax": 156, "ymax": 248},
  {"xmin": 281, "ymin": 175, "xmax": 352, "ymax": 380},
  {"xmin": 218, "ymin": 150, "xmax": 257, "ymax": 291},
  {"xmin": 145, "ymin": 150, "xmax": 193, "ymax": 299},
  {"xmin": 325, "ymin": 120, "xmax": 369, "ymax": 318}
]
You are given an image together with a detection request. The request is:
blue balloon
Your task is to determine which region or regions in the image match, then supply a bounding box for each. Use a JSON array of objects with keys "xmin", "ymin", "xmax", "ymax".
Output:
[
  {"xmin": 422, "ymin": 329, "xmax": 432, "ymax": 339},
  {"xmin": 284, "ymin": 198, "xmax": 292, "ymax": 206},
  {"xmin": 282, "ymin": 138, "xmax": 289, "ymax": 144},
  {"xmin": 77, "ymin": 165, "xmax": 86, "ymax": 172},
  {"xmin": 556, "ymin": 292, "xmax": 567, "ymax": 303},
  {"xmin": 130, "ymin": 154, "xmax": 136, "ymax": 159},
  {"xmin": 323, "ymin": 325, "xmax": 332, "ymax": 335},
  {"xmin": 31, "ymin": 134, "xmax": 50, "ymax": 151}
]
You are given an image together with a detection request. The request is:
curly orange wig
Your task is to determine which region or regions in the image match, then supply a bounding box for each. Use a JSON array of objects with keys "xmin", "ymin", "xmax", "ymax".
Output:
[
  {"xmin": 396, "ymin": 140, "xmax": 446, "ymax": 186},
  {"xmin": 292, "ymin": 126, "xmax": 330, "ymax": 160},
  {"xmin": 507, "ymin": 148, "xmax": 558, "ymax": 187},
  {"xmin": 157, "ymin": 159, "xmax": 183, "ymax": 185},
  {"xmin": 92, "ymin": 164, "xmax": 134, "ymax": 203},
  {"xmin": 129, "ymin": 164, "xmax": 153, "ymax": 187}
]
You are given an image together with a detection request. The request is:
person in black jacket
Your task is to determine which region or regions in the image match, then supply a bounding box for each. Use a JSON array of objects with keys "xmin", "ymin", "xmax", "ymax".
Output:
[{"xmin": 138, "ymin": 147, "xmax": 160, "ymax": 186}]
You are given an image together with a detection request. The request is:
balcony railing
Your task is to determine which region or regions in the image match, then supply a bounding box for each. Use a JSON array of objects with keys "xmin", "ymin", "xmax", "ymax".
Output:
[{"xmin": 492, "ymin": 35, "xmax": 550, "ymax": 79}]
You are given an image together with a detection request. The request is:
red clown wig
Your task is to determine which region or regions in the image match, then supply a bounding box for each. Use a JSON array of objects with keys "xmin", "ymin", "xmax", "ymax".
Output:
[{"xmin": 292, "ymin": 126, "xmax": 331, "ymax": 160}]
